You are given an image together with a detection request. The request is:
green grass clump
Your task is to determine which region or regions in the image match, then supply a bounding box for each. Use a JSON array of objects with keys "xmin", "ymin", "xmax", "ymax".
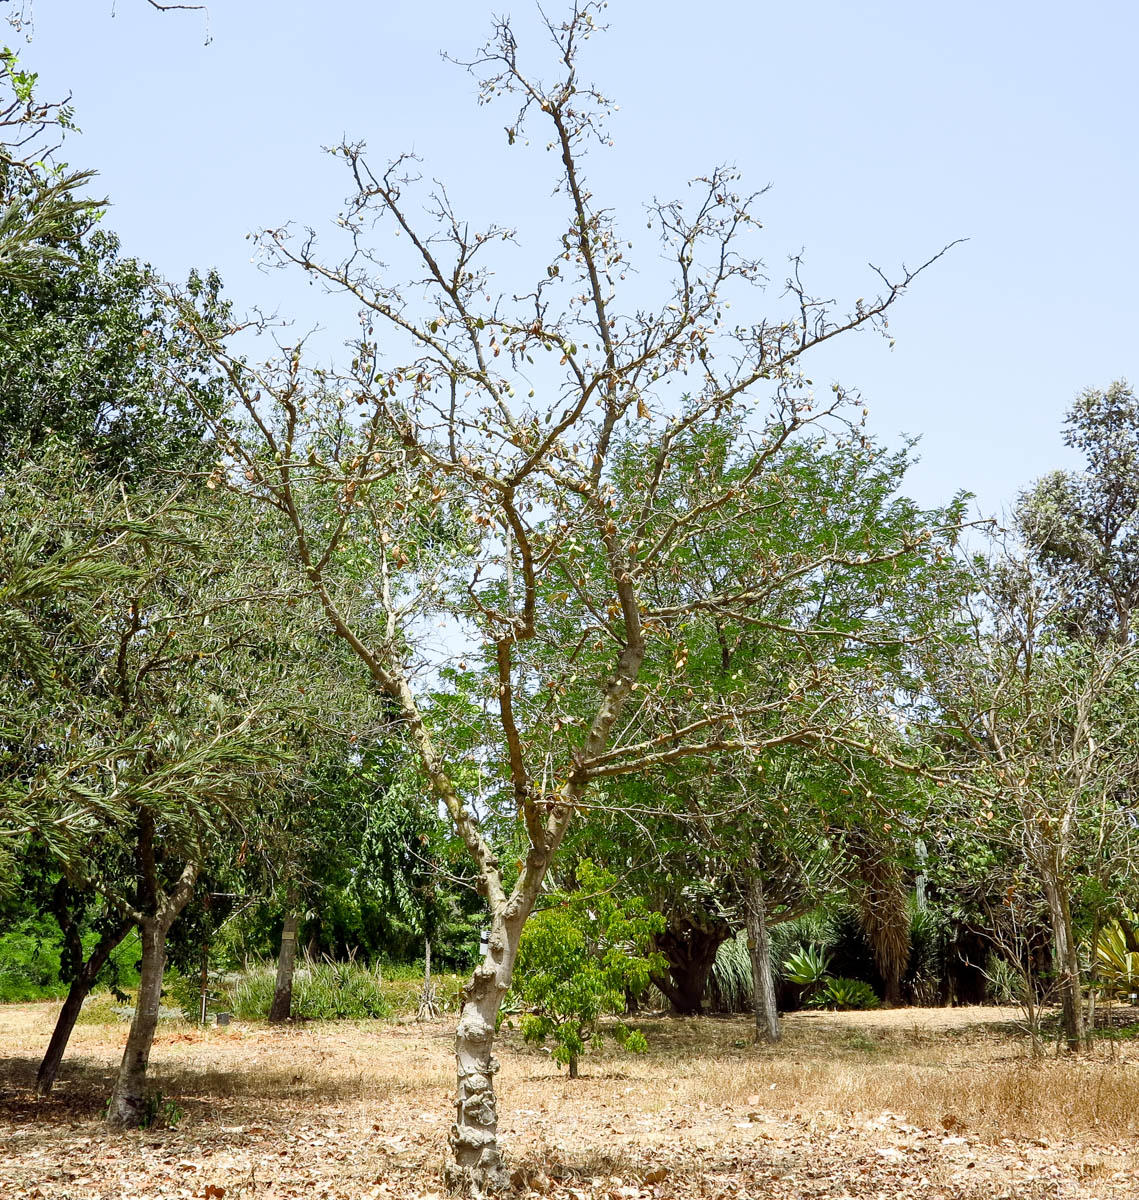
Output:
[
  {"xmin": 69, "ymin": 957, "xmax": 468, "ymax": 1026},
  {"xmin": 75, "ymin": 993, "xmax": 127, "ymax": 1024},
  {"xmin": 225, "ymin": 959, "xmax": 390, "ymax": 1020},
  {"xmin": 711, "ymin": 932, "xmax": 752, "ymax": 1012},
  {"xmin": 218, "ymin": 958, "xmax": 467, "ymax": 1022}
]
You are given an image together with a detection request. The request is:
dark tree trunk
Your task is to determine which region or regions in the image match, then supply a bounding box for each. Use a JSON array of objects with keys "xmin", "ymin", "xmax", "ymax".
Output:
[
  {"xmin": 37, "ymin": 922, "xmax": 131, "ymax": 1097},
  {"xmin": 37, "ymin": 914, "xmax": 132, "ymax": 1098},
  {"xmin": 1119, "ymin": 913, "xmax": 1139, "ymax": 955},
  {"xmin": 268, "ymin": 911, "xmax": 300, "ymax": 1023},
  {"xmin": 744, "ymin": 874, "xmax": 780, "ymax": 1043},
  {"xmin": 652, "ymin": 916, "xmax": 732, "ymax": 1015}
]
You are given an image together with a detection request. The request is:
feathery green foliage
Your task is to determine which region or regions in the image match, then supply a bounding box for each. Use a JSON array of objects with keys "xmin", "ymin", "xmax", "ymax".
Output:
[{"xmin": 710, "ymin": 931, "xmax": 753, "ymax": 1012}]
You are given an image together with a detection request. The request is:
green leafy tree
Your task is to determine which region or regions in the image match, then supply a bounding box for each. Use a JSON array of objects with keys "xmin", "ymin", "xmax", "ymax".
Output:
[
  {"xmin": 0, "ymin": 45, "xmax": 104, "ymax": 304},
  {"xmin": 0, "ymin": 46, "xmax": 226, "ymax": 476},
  {"xmin": 510, "ymin": 862, "xmax": 664, "ymax": 1079},
  {"xmin": 561, "ymin": 432, "xmax": 963, "ymax": 1028},
  {"xmin": 1018, "ymin": 381, "xmax": 1139, "ymax": 643},
  {"xmin": 922, "ymin": 548, "xmax": 1139, "ymax": 1050},
  {"xmin": 0, "ymin": 467, "xmax": 308, "ymax": 1112},
  {"xmin": 0, "ymin": 456, "xmax": 188, "ymax": 873},
  {"xmin": 0, "ymin": 225, "xmax": 228, "ymax": 475}
]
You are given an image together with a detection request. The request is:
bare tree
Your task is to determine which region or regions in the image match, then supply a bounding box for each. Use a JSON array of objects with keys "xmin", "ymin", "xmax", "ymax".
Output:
[{"xmin": 177, "ymin": 6, "xmax": 953, "ymax": 1190}]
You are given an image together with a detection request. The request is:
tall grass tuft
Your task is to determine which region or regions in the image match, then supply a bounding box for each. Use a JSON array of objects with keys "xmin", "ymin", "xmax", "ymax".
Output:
[
  {"xmin": 228, "ymin": 957, "xmax": 392, "ymax": 1021},
  {"xmin": 710, "ymin": 931, "xmax": 752, "ymax": 1012}
]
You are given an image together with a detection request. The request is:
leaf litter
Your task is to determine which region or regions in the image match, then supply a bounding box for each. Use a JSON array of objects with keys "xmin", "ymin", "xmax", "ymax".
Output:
[{"xmin": 0, "ymin": 1002, "xmax": 1136, "ymax": 1198}]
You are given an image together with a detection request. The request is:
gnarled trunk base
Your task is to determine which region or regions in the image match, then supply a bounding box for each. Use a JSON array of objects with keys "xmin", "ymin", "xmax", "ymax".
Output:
[
  {"xmin": 652, "ymin": 916, "xmax": 731, "ymax": 1015},
  {"xmin": 446, "ymin": 966, "xmax": 510, "ymax": 1196}
]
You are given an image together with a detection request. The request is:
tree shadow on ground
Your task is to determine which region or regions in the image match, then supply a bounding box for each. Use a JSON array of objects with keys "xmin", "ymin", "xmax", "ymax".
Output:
[{"xmin": 0, "ymin": 1045, "xmax": 436, "ymax": 1137}]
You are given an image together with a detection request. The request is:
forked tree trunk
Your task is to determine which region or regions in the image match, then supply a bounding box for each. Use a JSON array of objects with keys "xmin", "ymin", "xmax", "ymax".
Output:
[
  {"xmin": 1042, "ymin": 870, "xmax": 1084, "ymax": 1051},
  {"xmin": 106, "ymin": 862, "xmax": 197, "ymax": 1127},
  {"xmin": 744, "ymin": 874, "xmax": 780, "ymax": 1044},
  {"xmin": 445, "ymin": 920, "xmax": 516, "ymax": 1196},
  {"xmin": 106, "ymin": 918, "xmax": 167, "ymax": 1127},
  {"xmin": 269, "ymin": 911, "xmax": 300, "ymax": 1023},
  {"xmin": 36, "ymin": 922, "xmax": 131, "ymax": 1097},
  {"xmin": 652, "ymin": 920, "xmax": 731, "ymax": 1015}
]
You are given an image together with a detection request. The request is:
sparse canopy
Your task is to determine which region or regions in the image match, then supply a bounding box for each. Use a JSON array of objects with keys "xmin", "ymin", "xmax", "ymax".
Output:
[{"xmin": 170, "ymin": 5, "xmax": 957, "ymax": 1191}]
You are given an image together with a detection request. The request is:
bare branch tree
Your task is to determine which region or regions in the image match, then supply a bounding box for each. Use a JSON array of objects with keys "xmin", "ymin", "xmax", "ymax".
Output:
[{"xmin": 174, "ymin": 7, "xmax": 955, "ymax": 1190}]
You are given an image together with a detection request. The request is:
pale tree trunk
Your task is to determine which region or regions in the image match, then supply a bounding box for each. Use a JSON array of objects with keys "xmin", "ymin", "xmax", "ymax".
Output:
[
  {"xmin": 36, "ymin": 922, "xmax": 131, "ymax": 1097},
  {"xmin": 1086, "ymin": 913, "xmax": 1101, "ymax": 1036},
  {"xmin": 198, "ymin": 942, "xmax": 209, "ymax": 1025},
  {"xmin": 106, "ymin": 861, "xmax": 198, "ymax": 1127},
  {"xmin": 268, "ymin": 911, "xmax": 300, "ymax": 1023},
  {"xmin": 1042, "ymin": 868, "xmax": 1084, "ymax": 1051},
  {"xmin": 744, "ymin": 873, "xmax": 781, "ymax": 1044},
  {"xmin": 269, "ymin": 401, "xmax": 648, "ymax": 1191},
  {"xmin": 106, "ymin": 917, "xmax": 167, "ymax": 1127},
  {"xmin": 446, "ymin": 916, "xmax": 517, "ymax": 1196}
]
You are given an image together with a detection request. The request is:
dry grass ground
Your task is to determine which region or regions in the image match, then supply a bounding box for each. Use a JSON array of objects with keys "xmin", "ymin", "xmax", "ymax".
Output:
[{"xmin": 2, "ymin": 1001, "xmax": 1139, "ymax": 1199}]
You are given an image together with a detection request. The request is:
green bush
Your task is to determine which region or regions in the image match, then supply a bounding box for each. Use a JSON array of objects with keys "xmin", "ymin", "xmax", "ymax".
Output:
[
  {"xmin": 770, "ymin": 910, "xmax": 836, "ymax": 962},
  {"xmin": 209, "ymin": 957, "xmax": 468, "ymax": 1022},
  {"xmin": 808, "ymin": 976, "xmax": 880, "ymax": 1010},
  {"xmin": 982, "ymin": 953, "xmax": 1024, "ymax": 1005},
  {"xmin": 0, "ymin": 916, "xmax": 68, "ymax": 1002},
  {"xmin": 0, "ymin": 917, "xmax": 139, "ymax": 1003},
  {"xmin": 904, "ymin": 899, "xmax": 947, "ymax": 1006},
  {"xmin": 509, "ymin": 861, "xmax": 665, "ymax": 1077},
  {"xmin": 711, "ymin": 932, "xmax": 752, "ymax": 1012},
  {"xmin": 1096, "ymin": 920, "xmax": 1139, "ymax": 998}
]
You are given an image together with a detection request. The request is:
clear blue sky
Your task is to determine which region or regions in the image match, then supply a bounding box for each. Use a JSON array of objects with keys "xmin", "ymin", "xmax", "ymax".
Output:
[{"xmin": 14, "ymin": 1, "xmax": 1138, "ymax": 516}]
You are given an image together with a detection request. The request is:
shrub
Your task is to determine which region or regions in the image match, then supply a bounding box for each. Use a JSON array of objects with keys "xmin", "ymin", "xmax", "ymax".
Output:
[
  {"xmin": 509, "ymin": 861, "xmax": 665, "ymax": 1078},
  {"xmin": 1096, "ymin": 920, "xmax": 1139, "ymax": 998},
  {"xmin": 904, "ymin": 899, "xmax": 947, "ymax": 1005},
  {"xmin": 982, "ymin": 953, "xmax": 1024, "ymax": 1005},
  {"xmin": 0, "ymin": 916, "xmax": 68, "ymax": 1002},
  {"xmin": 227, "ymin": 958, "xmax": 391, "ymax": 1021},
  {"xmin": 808, "ymin": 976, "xmax": 880, "ymax": 1010},
  {"xmin": 0, "ymin": 916, "xmax": 140, "ymax": 1003}
]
